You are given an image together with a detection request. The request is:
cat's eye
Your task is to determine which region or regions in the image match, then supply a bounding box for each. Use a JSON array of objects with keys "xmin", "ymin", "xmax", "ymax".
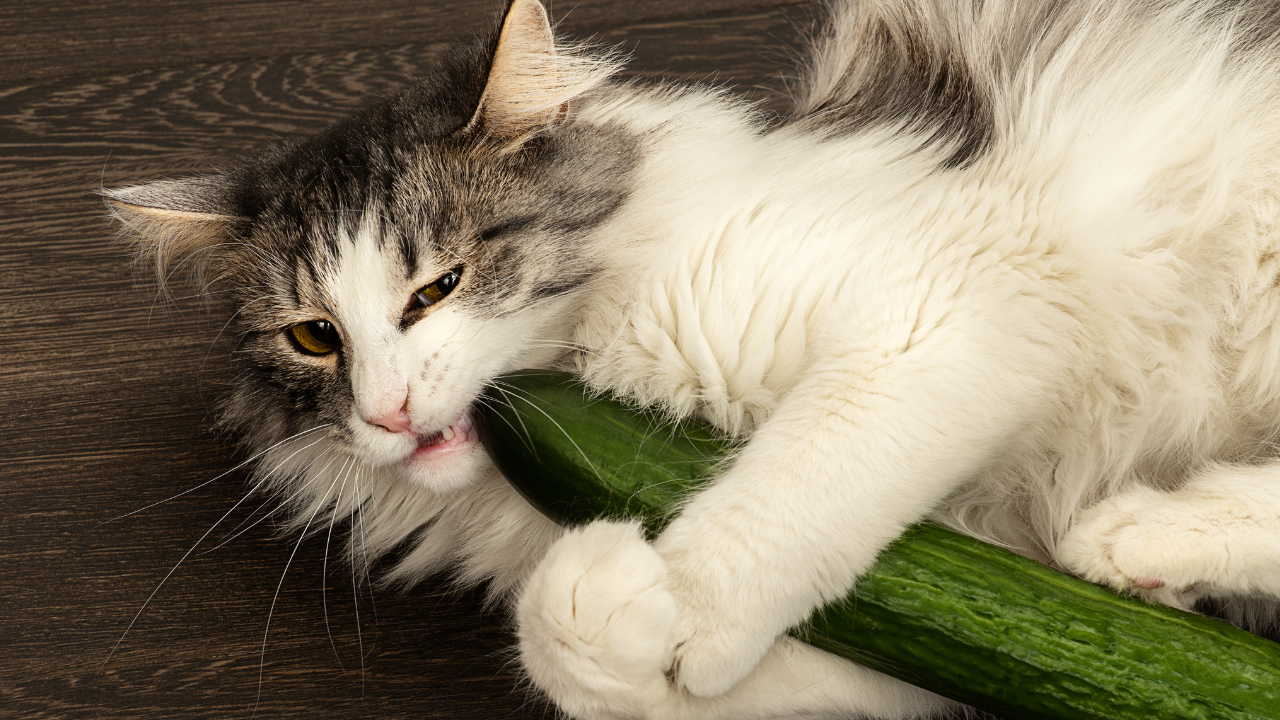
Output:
[
  {"xmin": 289, "ymin": 320, "xmax": 341, "ymax": 356},
  {"xmin": 411, "ymin": 267, "xmax": 463, "ymax": 309}
]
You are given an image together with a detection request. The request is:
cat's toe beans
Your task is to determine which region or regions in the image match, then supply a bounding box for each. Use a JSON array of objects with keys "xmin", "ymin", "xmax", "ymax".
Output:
[{"xmin": 517, "ymin": 521, "xmax": 676, "ymax": 718}]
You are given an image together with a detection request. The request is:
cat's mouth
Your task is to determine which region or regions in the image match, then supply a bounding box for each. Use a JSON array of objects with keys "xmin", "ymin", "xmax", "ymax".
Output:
[{"xmin": 410, "ymin": 409, "xmax": 476, "ymax": 461}]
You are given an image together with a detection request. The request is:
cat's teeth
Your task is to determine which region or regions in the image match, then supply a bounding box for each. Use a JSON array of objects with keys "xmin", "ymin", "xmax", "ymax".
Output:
[{"xmin": 441, "ymin": 425, "xmax": 456, "ymax": 442}]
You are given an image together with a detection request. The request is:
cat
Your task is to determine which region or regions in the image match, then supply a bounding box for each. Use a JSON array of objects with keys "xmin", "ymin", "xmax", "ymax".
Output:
[{"xmin": 106, "ymin": 0, "xmax": 1280, "ymax": 717}]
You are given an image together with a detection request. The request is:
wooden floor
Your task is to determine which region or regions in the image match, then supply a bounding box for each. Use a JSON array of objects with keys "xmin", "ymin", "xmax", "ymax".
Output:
[{"xmin": 0, "ymin": 1, "xmax": 816, "ymax": 717}]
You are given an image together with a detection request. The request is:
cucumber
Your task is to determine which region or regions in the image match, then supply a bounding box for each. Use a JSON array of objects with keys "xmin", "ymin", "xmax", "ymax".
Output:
[{"xmin": 479, "ymin": 370, "xmax": 1280, "ymax": 720}]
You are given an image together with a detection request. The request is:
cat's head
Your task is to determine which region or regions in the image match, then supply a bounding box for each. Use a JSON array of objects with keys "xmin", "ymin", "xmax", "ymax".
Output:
[{"xmin": 106, "ymin": 0, "xmax": 635, "ymax": 494}]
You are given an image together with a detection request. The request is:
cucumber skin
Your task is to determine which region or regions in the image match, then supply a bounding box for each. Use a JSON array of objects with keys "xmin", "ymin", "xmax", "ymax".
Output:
[{"xmin": 479, "ymin": 370, "xmax": 1280, "ymax": 720}]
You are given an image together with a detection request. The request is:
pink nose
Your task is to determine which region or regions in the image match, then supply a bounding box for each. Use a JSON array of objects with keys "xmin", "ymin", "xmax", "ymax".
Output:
[{"xmin": 367, "ymin": 404, "xmax": 413, "ymax": 434}]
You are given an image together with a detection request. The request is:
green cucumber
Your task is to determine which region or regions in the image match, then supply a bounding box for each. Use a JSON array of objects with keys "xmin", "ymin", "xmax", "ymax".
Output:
[{"xmin": 479, "ymin": 370, "xmax": 1280, "ymax": 720}]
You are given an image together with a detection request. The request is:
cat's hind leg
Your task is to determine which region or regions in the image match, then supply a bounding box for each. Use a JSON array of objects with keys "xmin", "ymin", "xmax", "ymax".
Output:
[
  {"xmin": 516, "ymin": 520, "xmax": 955, "ymax": 720},
  {"xmin": 1057, "ymin": 463, "xmax": 1280, "ymax": 612}
]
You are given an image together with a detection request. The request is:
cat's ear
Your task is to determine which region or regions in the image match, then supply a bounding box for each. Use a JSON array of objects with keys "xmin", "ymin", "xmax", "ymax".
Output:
[
  {"xmin": 465, "ymin": 0, "xmax": 620, "ymax": 143},
  {"xmin": 103, "ymin": 175, "xmax": 247, "ymax": 288}
]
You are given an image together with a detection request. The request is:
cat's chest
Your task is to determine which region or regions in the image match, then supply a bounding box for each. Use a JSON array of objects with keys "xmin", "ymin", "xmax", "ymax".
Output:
[{"xmin": 574, "ymin": 236, "xmax": 848, "ymax": 436}]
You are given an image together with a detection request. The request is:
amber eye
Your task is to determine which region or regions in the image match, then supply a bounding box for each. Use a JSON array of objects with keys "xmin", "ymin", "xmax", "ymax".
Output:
[
  {"xmin": 289, "ymin": 320, "xmax": 341, "ymax": 356},
  {"xmin": 411, "ymin": 267, "xmax": 463, "ymax": 309}
]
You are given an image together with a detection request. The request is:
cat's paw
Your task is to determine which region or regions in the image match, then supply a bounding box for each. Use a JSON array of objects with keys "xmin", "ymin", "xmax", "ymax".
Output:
[
  {"xmin": 1058, "ymin": 487, "xmax": 1220, "ymax": 609},
  {"xmin": 666, "ymin": 599, "xmax": 776, "ymax": 698},
  {"xmin": 517, "ymin": 520, "xmax": 677, "ymax": 720}
]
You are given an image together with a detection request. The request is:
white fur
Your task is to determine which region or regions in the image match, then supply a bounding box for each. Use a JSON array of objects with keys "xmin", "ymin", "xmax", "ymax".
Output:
[
  {"xmin": 1059, "ymin": 463, "xmax": 1280, "ymax": 608},
  {"xmin": 228, "ymin": 0, "xmax": 1280, "ymax": 717},
  {"xmin": 518, "ymin": 522, "xmax": 953, "ymax": 719},
  {"xmin": 512, "ymin": 1, "xmax": 1280, "ymax": 716}
]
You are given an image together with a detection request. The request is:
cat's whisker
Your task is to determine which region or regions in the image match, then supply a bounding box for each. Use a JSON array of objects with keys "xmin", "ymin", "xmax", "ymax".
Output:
[
  {"xmin": 522, "ymin": 340, "xmax": 596, "ymax": 358},
  {"xmin": 197, "ymin": 501, "xmax": 278, "ymax": 557},
  {"xmin": 353, "ymin": 462, "xmax": 378, "ymax": 693},
  {"xmin": 94, "ymin": 423, "xmax": 332, "ymax": 529},
  {"xmin": 489, "ymin": 381, "xmax": 604, "ymax": 484},
  {"xmin": 103, "ymin": 487, "xmax": 256, "ymax": 670},
  {"xmin": 100, "ymin": 430, "xmax": 337, "ymax": 670},
  {"xmin": 523, "ymin": 340, "xmax": 587, "ymax": 349},
  {"xmin": 483, "ymin": 381, "xmax": 541, "ymax": 451},
  {"xmin": 203, "ymin": 294, "xmax": 275, "ymax": 369},
  {"xmin": 253, "ymin": 456, "xmax": 352, "ymax": 716},
  {"xmin": 321, "ymin": 454, "xmax": 353, "ymax": 671},
  {"xmin": 473, "ymin": 389, "xmax": 541, "ymax": 457},
  {"xmin": 270, "ymin": 446, "xmax": 348, "ymax": 527},
  {"xmin": 202, "ymin": 446, "xmax": 346, "ymax": 555},
  {"xmin": 163, "ymin": 285, "xmax": 271, "ymax": 303},
  {"xmin": 349, "ymin": 473, "xmax": 366, "ymax": 695}
]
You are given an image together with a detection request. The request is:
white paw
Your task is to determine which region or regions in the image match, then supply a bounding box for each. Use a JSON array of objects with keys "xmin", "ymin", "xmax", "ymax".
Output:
[
  {"xmin": 655, "ymin": 523, "xmax": 799, "ymax": 698},
  {"xmin": 666, "ymin": 599, "xmax": 777, "ymax": 698},
  {"xmin": 1058, "ymin": 488, "xmax": 1225, "ymax": 609},
  {"xmin": 517, "ymin": 520, "xmax": 677, "ymax": 720}
]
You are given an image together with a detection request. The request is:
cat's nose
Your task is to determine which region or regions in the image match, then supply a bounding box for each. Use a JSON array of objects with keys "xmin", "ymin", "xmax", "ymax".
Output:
[{"xmin": 367, "ymin": 404, "xmax": 413, "ymax": 434}]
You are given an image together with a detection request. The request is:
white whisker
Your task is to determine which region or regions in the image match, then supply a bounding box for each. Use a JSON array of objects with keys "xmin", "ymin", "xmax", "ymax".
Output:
[
  {"xmin": 321, "ymin": 457, "xmax": 353, "ymax": 671},
  {"xmin": 354, "ymin": 462, "xmax": 371, "ymax": 695},
  {"xmin": 203, "ymin": 445, "xmax": 345, "ymax": 554},
  {"xmin": 253, "ymin": 456, "xmax": 351, "ymax": 716},
  {"xmin": 101, "ymin": 431, "xmax": 332, "ymax": 670},
  {"xmin": 349, "ymin": 481, "xmax": 365, "ymax": 696},
  {"xmin": 95, "ymin": 423, "xmax": 333, "ymax": 528}
]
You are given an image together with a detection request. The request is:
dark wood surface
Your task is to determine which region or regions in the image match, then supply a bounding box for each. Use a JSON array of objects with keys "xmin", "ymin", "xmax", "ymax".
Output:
[{"xmin": 0, "ymin": 1, "xmax": 815, "ymax": 718}]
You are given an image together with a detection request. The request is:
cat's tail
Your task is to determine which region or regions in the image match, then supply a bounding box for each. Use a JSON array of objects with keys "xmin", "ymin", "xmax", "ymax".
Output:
[
  {"xmin": 787, "ymin": 0, "xmax": 1280, "ymax": 169},
  {"xmin": 785, "ymin": 0, "xmax": 1003, "ymax": 167}
]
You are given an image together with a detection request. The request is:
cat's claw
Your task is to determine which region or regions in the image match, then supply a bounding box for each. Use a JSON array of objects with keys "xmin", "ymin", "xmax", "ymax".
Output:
[{"xmin": 517, "ymin": 520, "xmax": 677, "ymax": 719}]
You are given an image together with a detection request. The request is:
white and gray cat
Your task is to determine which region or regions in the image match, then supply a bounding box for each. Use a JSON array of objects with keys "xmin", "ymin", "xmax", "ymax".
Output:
[{"xmin": 108, "ymin": 0, "xmax": 1280, "ymax": 717}]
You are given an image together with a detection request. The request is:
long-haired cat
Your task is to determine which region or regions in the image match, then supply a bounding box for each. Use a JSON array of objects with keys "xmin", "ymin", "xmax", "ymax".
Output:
[{"xmin": 108, "ymin": 0, "xmax": 1280, "ymax": 717}]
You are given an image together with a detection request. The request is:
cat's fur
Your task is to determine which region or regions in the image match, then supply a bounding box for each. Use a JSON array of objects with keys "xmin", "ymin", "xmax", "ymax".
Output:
[{"xmin": 108, "ymin": 0, "xmax": 1280, "ymax": 717}]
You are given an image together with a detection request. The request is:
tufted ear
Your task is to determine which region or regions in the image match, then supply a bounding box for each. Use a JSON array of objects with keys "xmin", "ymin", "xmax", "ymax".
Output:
[
  {"xmin": 465, "ymin": 0, "xmax": 620, "ymax": 143},
  {"xmin": 103, "ymin": 174, "xmax": 247, "ymax": 287}
]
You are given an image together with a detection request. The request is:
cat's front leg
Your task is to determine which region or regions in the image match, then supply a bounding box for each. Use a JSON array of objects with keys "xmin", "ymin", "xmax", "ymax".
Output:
[
  {"xmin": 517, "ymin": 520, "xmax": 957, "ymax": 720},
  {"xmin": 524, "ymin": 320, "xmax": 1059, "ymax": 712},
  {"xmin": 651, "ymin": 341, "xmax": 1058, "ymax": 698},
  {"xmin": 1058, "ymin": 463, "xmax": 1280, "ymax": 610}
]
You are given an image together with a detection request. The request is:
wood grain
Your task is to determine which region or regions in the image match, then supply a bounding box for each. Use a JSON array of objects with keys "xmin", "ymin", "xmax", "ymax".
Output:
[
  {"xmin": 0, "ymin": 0, "xmax": 811, "ymax": 86},
  {"xmin": 0, "ymin": 1, "xmax": 815, "ymax": 718}
]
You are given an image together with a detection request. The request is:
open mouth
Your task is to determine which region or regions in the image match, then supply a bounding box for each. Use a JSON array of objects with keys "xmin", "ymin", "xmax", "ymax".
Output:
[{"xmin": 411, "ymin": 408, "xmax": 476, "ymax": 461}]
